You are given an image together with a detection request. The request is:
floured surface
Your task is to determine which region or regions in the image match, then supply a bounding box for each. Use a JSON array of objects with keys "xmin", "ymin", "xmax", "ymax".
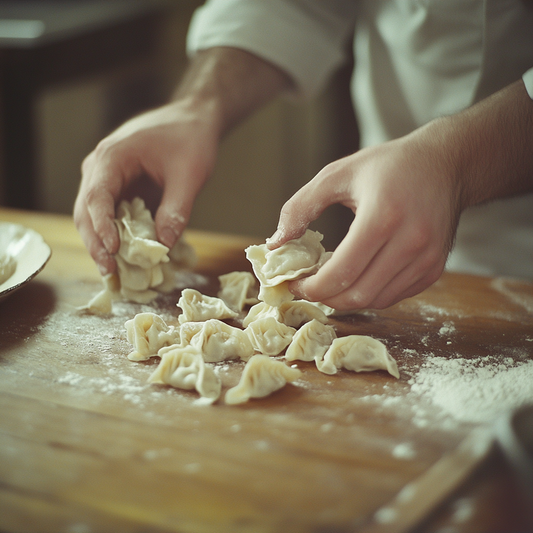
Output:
[{"xmin": 0, "ymin": 211, "xmax": 532, "ymax": 533}]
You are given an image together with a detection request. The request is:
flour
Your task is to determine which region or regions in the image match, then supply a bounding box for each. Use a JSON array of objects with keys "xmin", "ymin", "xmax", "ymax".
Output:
[{"xmin": 408, "ymin": 355, "xmax": 533, "ymax": 425}]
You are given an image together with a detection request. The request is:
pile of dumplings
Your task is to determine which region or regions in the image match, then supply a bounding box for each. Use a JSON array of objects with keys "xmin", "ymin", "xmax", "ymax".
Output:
[{"xmin": 115, "ymin": 199, "xmax": 400, "ymax": 405}]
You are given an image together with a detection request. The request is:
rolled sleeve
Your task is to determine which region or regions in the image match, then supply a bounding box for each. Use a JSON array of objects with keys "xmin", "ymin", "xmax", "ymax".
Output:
[
  {"xmin": 186, "ymin": 0, "xmax": 357, "ymax": 98},
  {"xmin": 523, "ymin": 67, "xmax": 533, "ymax": 99}
]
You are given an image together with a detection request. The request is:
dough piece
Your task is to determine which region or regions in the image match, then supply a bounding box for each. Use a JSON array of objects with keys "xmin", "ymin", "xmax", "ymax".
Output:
[
  {"xmin": 158, "ymin": 238, "xmax": 198, "ymax": 293},
  {"xmin": 278, "ymin": 300, "xmax": 329, "ymax": 328},
  {"xmin": 177, "ymin": 288, "xmax": 238, "ymax": 324},
  {"xmin": 125, "ymin": 312, "xmax": 179, "ymax": 361},
  {"xmin": 244, "ymin": 316, "xmax": 296, "ymax": 356},
  {"xmin": 84, "ymin": 273, "xmax": 120, "ymax": 315},
  {"xmin": 316, "ymin": 335, "xmax": 400, "ymax": 379},
  {"xmin": 245, "ymin": 230, "xmax": 330, "ymax": 306},
  {"xmin": 285, "ymin": 319, "xmax": 337, "ymax": 362},
  {"xmin": 0, "ymin": 253, "xmax": 16, "ymax": 285},
  {"xmin": 242, "ymin": 302, "xmax": 282, "ymax": 328},
  {"xmin": 225, "ymin": 354, "xmax": 302, "ymax": 405},
  {"xmin": 188, "ymin": 319, "xmax": 254, "ymax": 363},
  {"xmin": 217, "ymin": 271, "xmax": 259, "ymax": 312},
  {"xmin": 148, "ymin": 345, "xmax": 221, "ymax": 402}
]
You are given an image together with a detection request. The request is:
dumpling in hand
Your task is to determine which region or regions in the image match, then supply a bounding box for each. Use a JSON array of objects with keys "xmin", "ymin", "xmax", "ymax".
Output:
[
  {"xmin": 245, "ymin": 230, "xmax": 330, "ymax": 306},
  {"xmin": 285, "ymin": 319, "xmax": 337, "ymax": 362},
  {"xmin": 177, "ymin": 288, "xmax": 238, "ymax": 324},
  {"xmin": 242, "ymin": 302, "xmax": 282, "ymax": 328},
  {"xmin": 148, "ymin": 345, "xmax": 221, "ymax": 402},
  {"xmin": 225, "ymin": 354, "xmax": 302, "ymax": 405},
  {"xmin": 316, "ymin": 335, "xmax": 400, "ymax": 379},
  {"xmin": 125, "ymin": 312, "xmax": 180, "ymax": 361},
  {"xmin": 244, "ymin": 316, "xmax": 296, "ymax": 356},
  {"xmin": 188, "ymin": 319, "xmax": 254, "ymax": 362},
  {"xmin": 278, "ymin": 300, "xmax": 329, "ymax": 328},
  {"xmin": 217, "ymin": 271, "xmax": 259, "ymax": 312}
]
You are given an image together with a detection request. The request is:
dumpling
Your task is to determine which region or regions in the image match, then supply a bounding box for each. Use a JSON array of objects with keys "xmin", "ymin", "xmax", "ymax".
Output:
[
  {"xmin": 217, "ymin": 271, "xmax": 259, "ymax": 312},
  {"xmin": 225, "ymin": 354, "xmax": 302, "ymax": 405},
  {"xmin": 84, "ymin": 273, "xmax": 120, "ymax": 315},
  {"xmin": 278, "ymin": 300, "xmax": 329, "ymax": 328},
  {"xmin": 316, "ymin": 335, "xmax": 400, "ymax": 379},
  {"xmin": 148, "ymin": 345, "xmax": 221, "ymax": 402},
  {"xmin": 177, "ymin": 288, "xmax": 238, "ymax": 324},
  {"xmin": 244, "ymin": 316, "xmax": 296, "ymax": 356},
  {"xmin": 188, "ymin": 319, "xmax": 254, "ymax": 362},
  {"xmin": 124, "ymin": 312, "xmax": 180, "ymax": 361},
  {"xmin": 245, "ymin": 230, "xmax": 330, "ymax": 306},
  {"xmin": 242, "ymin": 302, "xmax": 282, "ymax": 328},
  {"xmin": 85, "ymin": 197, "xmax": 196, "ymax": 311},
  {"xmin": 285, "ymin": 319, "xmax": 337, "ymax": 362}
]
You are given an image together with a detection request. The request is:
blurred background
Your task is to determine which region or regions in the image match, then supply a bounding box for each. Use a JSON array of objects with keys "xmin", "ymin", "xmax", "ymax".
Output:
[{"xmin": 0, "ymin": 0, "xmax": 357, "ymax": 249}]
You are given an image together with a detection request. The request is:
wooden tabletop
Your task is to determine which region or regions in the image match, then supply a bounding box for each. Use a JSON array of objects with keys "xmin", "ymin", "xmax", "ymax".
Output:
[{"xmin": 0, "ymin": 207, "xmax": 532, "ymax": 533}]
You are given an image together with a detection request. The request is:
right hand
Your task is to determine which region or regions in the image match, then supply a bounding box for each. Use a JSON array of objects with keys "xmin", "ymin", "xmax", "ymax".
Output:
[{"xmin": 74, "ymin": 97, "xmax": 220, "ymax": 275}]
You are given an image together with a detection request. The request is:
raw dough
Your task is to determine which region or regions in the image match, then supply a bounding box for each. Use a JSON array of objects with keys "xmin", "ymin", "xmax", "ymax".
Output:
[
  {"xmin": 148, "ymin": 344, "xmax": 221, "ymax": 403},
  {"xmin": 245, "ymin": 230, "xmax": 330, "ymax": 306},
  {"xmin": 85, "ymin": 197, "xmax": 196, "ymax": 313},
  {"xmin": 225, "ymin": 354, "xmax": 302, "ymax": 405},
  {"xmin": 125, "ymin": 312, "xmax": 180, "ymax": 361},
  {"xmin": 244, "ymin": 316, "xmax": 295, "ymax": 356},
  {"xmin": 218, "ymin": 271, "xmax": 259, "ymax": 312},
  {"xmin": 316, "ymin": 335, "xmax": 400, "ymax": 379},
  {"xmin": 187, "ymin": 318, "xmax": 254, "ymax": 363},
  {"xmin": 177, "ymin": 288, "xmax": 238, "ymax": 324},
  {"xmin": 285, "ymin": 319, "xmax": 337, "ymax": 363}
]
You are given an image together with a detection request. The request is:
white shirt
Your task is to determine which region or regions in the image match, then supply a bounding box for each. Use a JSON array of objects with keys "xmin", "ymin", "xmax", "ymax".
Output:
[{"xmin": 188, "ymin": 0, "xmax": 533, "ymax": 280}]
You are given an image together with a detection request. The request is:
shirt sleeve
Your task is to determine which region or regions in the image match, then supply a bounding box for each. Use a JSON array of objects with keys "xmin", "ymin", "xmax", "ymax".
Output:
[
  {"xmin": 523, "ymin": 67, "xmax": 533, "ymax": 99},
  {"xmin": 186, "ymin": 0, "xmax": 357, "ymax": 98}
]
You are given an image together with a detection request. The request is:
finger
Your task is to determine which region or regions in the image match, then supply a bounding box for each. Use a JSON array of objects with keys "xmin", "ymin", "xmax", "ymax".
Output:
[
  {"xmin": 267, "ymin": 161, "xmax": 352, "ymax": 249},
  {"xmin": 289, "ymin": 200, "xmax": 389, "ymax": 302},
  {"xmin": 75, "ymin": 207, "xmax": 117, "ymax": 275}
]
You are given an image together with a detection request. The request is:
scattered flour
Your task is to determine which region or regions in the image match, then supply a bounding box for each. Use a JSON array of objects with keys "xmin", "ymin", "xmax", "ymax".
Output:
[{"xmin": 408, "ymin": 355, "xmax": 533, "ymax": 425}]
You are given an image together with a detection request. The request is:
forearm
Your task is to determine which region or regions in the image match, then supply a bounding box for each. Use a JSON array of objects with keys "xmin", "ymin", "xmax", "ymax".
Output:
[
  {"xmin": 433, "ymin": 79, "xmax": 533, "ymax": 210},
  {"xmin": 173, "ymin": 46, "xmax": 294, "ymax": 138}
]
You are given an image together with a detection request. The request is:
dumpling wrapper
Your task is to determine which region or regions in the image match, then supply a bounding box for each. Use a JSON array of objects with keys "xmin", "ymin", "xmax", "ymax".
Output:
[
  {"xmin": 125, "ymin": 312, "xmax": 180, "ymax": 361},
  {"xmin": 285, "ymin": 319, "xmax": 337, "ymax": 362},
  {"xmin": 245, "ymin": 230, "xmax": 330, "ymax": 307},
  {"xmin": 244, "ymin": 316, "xmax": 295, "ymax": 356},
  {"xmin": 148, "ymin": 345, "xmax": 221, "ymax": 403},
  {"xmin": 217, "ymin": 271, "xmax": 259, "ymax": 312},
  {"xmin": 316, "ymin": 335, "xmax": 400, "ymax": 379},
  {"xmin": 188, "ymin": 318, "xmax": 254, "ymax": 363},
  {"xmin": 177, "ymin": 288, "xmax": 238, "ymax": 324},
  {"xmin": 225, "ymin": 354, "xmax": 302, "ymax": 405}
]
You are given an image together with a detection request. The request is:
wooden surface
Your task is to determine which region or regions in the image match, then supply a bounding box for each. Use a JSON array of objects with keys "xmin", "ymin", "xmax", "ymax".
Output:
[{"xmin": 0, "ymin": 207, "xmax": 532, "ymax": 533}]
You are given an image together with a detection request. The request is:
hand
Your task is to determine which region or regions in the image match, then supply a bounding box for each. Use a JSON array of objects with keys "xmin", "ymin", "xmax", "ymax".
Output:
[
  {"xmin": 268, "ymin": 122, "xmax": 463, "ymax": 310},
  {"xmin": 73, "ymin": 97, "xmax": 220, "ymax": 275}
]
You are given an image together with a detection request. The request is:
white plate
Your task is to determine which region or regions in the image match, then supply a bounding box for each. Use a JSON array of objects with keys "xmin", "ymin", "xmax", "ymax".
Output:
[{"xmin": 0, "ymin": 222, "xmax": 51, "ymax": 302}]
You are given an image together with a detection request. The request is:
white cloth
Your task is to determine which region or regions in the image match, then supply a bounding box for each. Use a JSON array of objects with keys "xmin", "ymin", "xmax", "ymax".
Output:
[{"xmin": 188, "ymin": 0, "xmax": 533, "ymax": 280}]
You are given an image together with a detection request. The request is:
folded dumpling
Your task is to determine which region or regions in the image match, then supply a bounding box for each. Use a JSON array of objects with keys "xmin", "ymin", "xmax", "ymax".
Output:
[
  {"xmin": 244, "ymin": 316, "xmax": 296, "ymax": 356},
  {"xmin": 245, "ymin": 230, "xmax": 330, "ymax": 307},
  {"xmin": 125, "ymin": 312, "xmax": 180, "ymax": 361},
  {"xmin": 225, "ymin": 354, "xmax": 302, "ymax": 405},
  {"xmin": 177, "ymin": 288, "xmax": 238, "ymax": 324},
  {"xmin": 316, "ymin": 335, "xmax": 400, "ymax": 379},
  {"xmin": 278, "ymin": 300, "xmax": 329, "ymax": 328},
  {"xmin": 285, "ymin": 319, "xmax": 337, "ymax": 362},
  {"xmin": 148, "ymin": 345, "xmax": 221, "ymax": 402},
  {"xmin": 217, "ymin": 271, "xmax": 259, "ymax": 312},
  {"xmin": 242, "ymin": 302, "xmax": 282, "ymax": 328},
  {"xmin": 188, "ymin": 319, "xmax": 254, "ymax": 362}
]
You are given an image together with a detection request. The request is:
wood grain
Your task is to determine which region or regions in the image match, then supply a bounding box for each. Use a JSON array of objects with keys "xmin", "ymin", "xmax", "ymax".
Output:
[{"xmin": 0, "ymin": 208, "xmax": 532, "ymax": 533}]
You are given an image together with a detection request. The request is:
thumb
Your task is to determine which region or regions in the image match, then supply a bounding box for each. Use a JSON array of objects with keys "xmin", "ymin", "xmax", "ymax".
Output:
[
  {"xmin": 154, "ymin": 182, "xmax": 193, "ymax": 248},
  {"xmin": 267, "ymin": 171, "xmax": 337, "ymax": 249}
]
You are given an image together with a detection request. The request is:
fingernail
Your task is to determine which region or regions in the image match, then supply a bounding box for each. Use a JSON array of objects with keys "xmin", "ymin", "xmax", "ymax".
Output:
[
  {"xmin": 160, "ymin": 227, "xmax": 177, "ymax": 248},
  {"xmin": 103, "ymin": 236, "xmax": 115, "ymax": 254},
  {"xmin": 266, "ymin": 229, "xmax": 282, "ymax": 245},
  {"xmin": 98, "ymin": 263, "xmax": 110, "ymax": 276}
]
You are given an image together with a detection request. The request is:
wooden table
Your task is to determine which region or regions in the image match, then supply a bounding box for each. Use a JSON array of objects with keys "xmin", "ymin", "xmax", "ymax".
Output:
[{"xmin": 1, "ymin": 207, "xmax": 532, "ymax": 533}]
